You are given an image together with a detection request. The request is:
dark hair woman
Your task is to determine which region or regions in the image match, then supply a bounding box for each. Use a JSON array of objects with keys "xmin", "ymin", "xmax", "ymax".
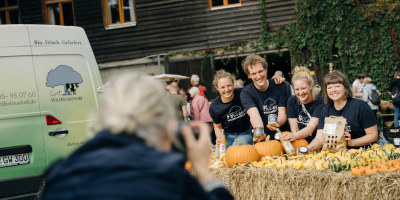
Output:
[{"xmin": 306, "ymin": 72, "xmax": 378, "ymax": 151}]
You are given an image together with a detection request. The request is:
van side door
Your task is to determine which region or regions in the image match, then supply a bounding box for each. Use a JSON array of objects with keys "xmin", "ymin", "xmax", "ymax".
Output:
[{"xmin": 28, "ymin": 26, "xmax": 100, "ymax": 166}]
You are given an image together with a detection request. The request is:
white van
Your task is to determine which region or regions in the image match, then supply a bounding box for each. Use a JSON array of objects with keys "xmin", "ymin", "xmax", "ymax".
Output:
[{"xmin": 0, "ymin": 25, "xmax": 102, "ymax": 199}]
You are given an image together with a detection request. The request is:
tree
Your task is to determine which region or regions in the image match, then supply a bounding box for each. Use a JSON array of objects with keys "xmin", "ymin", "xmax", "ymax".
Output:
[{"xmin": 46, "ymin": 65, "xmax": 83, "ymax": 95}]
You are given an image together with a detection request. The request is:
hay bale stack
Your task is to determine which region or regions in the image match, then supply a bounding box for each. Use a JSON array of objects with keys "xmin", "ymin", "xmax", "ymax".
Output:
[{"xmin": 211, "ymin": 167, "xmax": 400, "ymax": 200}]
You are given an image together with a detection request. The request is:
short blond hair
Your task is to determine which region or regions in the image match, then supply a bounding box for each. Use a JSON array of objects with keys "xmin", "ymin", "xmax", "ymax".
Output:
[
  {"xmin": 242, "ymin": 54, "xmax": 268, "ymax": 75},
  {"xmin": 98, "ymin": 73, "xmax": 174, "ymax": 148},
  {"xmin": 364, "ymin": 77, "xmax": 372, "ymax": 84}
]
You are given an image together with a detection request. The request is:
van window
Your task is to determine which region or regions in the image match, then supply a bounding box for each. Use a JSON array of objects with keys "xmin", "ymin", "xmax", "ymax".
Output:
[
  {"xmin": 0, "ymin": 56, "xmax": 40, "ymax": 116},
  {"xmin": 32, "ymin": 55, "xmax": 98, "ymax": 122}
]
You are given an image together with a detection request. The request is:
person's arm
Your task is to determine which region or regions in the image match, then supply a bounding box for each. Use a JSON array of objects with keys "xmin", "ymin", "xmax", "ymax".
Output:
[
  {"xmin": 352, "ymin": 85, "xmax": 362, "ymax": 98},
  {"xmin": 214, "ymin": 123, "xmax": 222, "ymax": 145},
  {"xmin": 182, "ymin": 106, "xmax": 189, "ymax": 121},
  {"xmin": 271, "ymin": 75, "xmax": 285, "ymax": 84},
  {"xmin": 247, "ymin": 107, "xmax": 265, "ymax": 142},
  {"xmin": 288, "ymin": 118, "xmax": 299, "ymax": 133},
  {"xmin": 306, "ymin": 129, "xmax": 324, "ymax": 152},
  {"xmin": 266, "ymin": 107, "xmax": 287, "ymax": 131},
  {"xmin": 283, "ymin": 117, "xmax": 319, "ymax": 142},
  {"xmin": 345, "ymin": 125, "xmax": 378, "ymax": 147}
]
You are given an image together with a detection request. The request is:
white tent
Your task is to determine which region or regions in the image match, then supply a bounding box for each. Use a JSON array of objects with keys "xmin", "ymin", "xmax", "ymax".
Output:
[{"xmin": 152, "ymin": 74, "xmax": 190, "ymax": 83}]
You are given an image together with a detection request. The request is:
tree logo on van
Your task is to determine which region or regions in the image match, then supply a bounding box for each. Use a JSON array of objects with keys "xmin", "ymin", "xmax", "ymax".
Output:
[{"xmin": 46, "ymin": 65, "xmax": 83, "ymax": 95}]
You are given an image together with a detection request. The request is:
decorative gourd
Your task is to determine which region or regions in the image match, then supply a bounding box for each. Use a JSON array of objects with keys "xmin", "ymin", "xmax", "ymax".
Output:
[
  {"xmin": 304, "ymin": 159, "xmax": 316, "ymax": 170},
  {"xmin": 351, "ymin": 166, "xmax": 365, "ymax": 176},
  {"xmin": 383, "ymin": 143, "xmax": 396, "ymax": 151},
  {"xmin": 184, "ymin": 161, "xmax": 192, "ymax": 170},
  {"xmin": 282, "ymin": 132, "xmax": 309, "ymax": 150},
  {"xmin": 225, "ymin": 139, "xmax": 259, "ymax": 168},
  {"xmin": 254, "ymin": 135, "xmax": 283, "ymax": 158}
]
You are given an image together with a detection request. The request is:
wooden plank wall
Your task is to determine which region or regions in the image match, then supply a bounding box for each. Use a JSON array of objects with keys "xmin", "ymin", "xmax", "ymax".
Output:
[
  {"xmin": 74, "ymin": 0, "xmax": 209, "ymax": 64},
  {"xmin": 19, "ymin": 0, "xmax": 44, "ymax": 24}
]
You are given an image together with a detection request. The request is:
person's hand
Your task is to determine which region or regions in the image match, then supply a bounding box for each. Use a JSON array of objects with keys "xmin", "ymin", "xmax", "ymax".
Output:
[
  {"xmin": 266, "ymin": 124, "xmax": 280, "ymax": 131},
  {"xmin": 271, "ymin": 75, "xmax": 285, "ymax": 84},
  {"xmin": 344, "ymin": 132, "xmax": 352, "ymax": 146},
  {"xmin": 282, "ymin": 133, "xmax": 297, "ymax": 142},
  {"xmin": 253, "ymin": 133, "xmax": 266, "ymax": 143},
  {"xmin": 181, "ymin": 121, "xmax": 213, "ymax": 184},
  {"xmin": 215, "ymin": 137, "xmax": 221, "ymax": 146}
]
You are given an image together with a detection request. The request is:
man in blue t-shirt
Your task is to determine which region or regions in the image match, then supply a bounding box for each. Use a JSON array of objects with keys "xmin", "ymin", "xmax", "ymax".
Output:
[{"xmin": 240, "ymin": 54, "xmax": 289, "ymax": 142}]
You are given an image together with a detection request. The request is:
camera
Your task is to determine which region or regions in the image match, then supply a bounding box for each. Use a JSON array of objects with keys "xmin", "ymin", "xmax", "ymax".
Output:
[{"xmin": 172, "ymin": 121, "xmax": 199, "ymax": 156}]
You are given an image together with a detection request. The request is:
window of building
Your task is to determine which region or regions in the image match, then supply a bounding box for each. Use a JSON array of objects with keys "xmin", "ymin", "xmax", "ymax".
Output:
[
  {"xmin": 44, "ymin": 0, "xmax": 75, "ymax": 26},
  {"xmin": 209, "ymin": 0, "xmax": 241, "ymax": 10},
  {"xmin": 0, "ymin": 0, "xmax": 20, "ymax": 24},
  {"xmin": 103, "ymin": 0, "xmax": 136, "ymax": 29}
]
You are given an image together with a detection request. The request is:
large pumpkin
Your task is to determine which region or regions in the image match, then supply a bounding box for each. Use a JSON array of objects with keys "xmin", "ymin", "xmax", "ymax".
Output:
[
  {"xmin": 254, "ymin": 135, "xmax": 283, "ymax": 158},
  {"xmin": 225, "ymin": 140, "xmax": 259, "ymax": 168},
  {"xmin": 282, "ymin": 131, "xmax": 309, "ymax": 150}
]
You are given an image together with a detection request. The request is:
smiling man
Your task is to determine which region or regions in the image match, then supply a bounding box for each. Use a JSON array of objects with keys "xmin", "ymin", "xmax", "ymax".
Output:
[{"xmin": 240, "ymin": 54, "xmax": 289, "ymax": 142}]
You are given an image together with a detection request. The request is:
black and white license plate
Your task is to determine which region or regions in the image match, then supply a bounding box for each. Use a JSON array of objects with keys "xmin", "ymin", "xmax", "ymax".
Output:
[{"xmin": 0, "ymin": 153, "xmax": 30, "ymax": 168}]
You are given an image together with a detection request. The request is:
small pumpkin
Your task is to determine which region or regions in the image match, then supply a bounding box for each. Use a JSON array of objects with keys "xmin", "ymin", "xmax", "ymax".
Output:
[
  {"xmin": 184, "ymin": 161, "xmax": 193, "ymax": 171},
  {"xmin": 351, "ymin": 166, "xmax": 366, "ymax": 176},
  {"xmin": 210, "ymin": 152, "xmax": 215, "ymax": 157},
  {"xmin": 254, "ymin": 135, "xmax": 283, "ymax": 158},
  {"xmin": 225, "ymin": 139, "xmax": 259, "ymax": 168},
  {"xmin": 282, "ymin": 131, "xmax": 309, "ymax": 150}
]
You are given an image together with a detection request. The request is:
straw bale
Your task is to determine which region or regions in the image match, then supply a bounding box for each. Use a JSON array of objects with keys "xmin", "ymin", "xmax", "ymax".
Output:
[{"xmin": 210, "ymin": 167, "xmax": 400, "ymax": 200}]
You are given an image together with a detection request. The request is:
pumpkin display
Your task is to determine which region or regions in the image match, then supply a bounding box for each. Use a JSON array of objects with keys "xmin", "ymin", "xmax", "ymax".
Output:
[
  {"xmin": 282, "ymin": 131, "xmax": 309, "ymax": 150},
  {"xmin": 225, "ymin": 140, "xmax": 259, "ymax": 168},
  {"xmin": 210, "ymin": 152, "xmax": 215, "ymax": 157},
  {"xmin": 254, "ymin": 135, "xmax": 283, "ymax": 158}
]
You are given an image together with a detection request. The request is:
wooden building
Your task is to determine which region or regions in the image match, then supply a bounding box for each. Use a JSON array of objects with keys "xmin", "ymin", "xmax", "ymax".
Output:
[{"xmin": 10, "ymin": 0, "xmax": 297, "ymax": 99}]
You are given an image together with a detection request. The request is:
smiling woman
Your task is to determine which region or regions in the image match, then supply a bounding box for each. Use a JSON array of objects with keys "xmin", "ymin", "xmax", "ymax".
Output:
[{"xmin": 209, "ymin": 70, "xmax": 252, "ymax": 153}]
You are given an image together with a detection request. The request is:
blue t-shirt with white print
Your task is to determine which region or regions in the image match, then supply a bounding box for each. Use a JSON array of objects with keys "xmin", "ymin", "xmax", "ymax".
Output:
[{"xmin": 240, "ymin": 79, "xmax": 289, "ymax": 139}]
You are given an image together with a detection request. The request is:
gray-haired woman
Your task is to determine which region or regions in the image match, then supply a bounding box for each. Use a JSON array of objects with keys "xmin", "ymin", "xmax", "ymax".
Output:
[{"xmin": 42, "ymin": 73, "xmax": 233, "ymax": 200}]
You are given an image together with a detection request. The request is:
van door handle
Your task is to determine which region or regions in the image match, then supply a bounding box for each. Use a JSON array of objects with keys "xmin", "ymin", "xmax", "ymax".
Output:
[{"xmin": 48, "ymin": 130, "xmax": 69, "ymax": 136}]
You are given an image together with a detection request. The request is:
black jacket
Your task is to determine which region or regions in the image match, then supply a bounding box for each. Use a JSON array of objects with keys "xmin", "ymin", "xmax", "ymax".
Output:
[{"xmin": 42, "ymin": 130, "xmax": 232, "ymax": 200}]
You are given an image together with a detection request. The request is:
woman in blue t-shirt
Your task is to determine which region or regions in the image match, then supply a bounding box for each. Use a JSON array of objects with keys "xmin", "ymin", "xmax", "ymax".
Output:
[
  {"xmin": 209, "ymin": 70, "xmax": 252, "ymax": 151},
  {"xmin": 306, "ymin": 72, "xmax": 378, "ymax": 151},
  {"xmin": 282, "ymin": 67, "xmax": 325, "ymax": 144}
]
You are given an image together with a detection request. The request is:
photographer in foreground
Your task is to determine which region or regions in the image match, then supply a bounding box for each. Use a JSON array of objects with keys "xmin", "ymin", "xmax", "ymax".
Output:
[{"xmin": 42, "ymin": 73, "xmax": 233, "ymax": 200}]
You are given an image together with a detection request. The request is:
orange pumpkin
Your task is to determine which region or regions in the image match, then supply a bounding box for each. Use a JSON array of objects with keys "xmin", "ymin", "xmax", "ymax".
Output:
[
  {"xmin": 282, "ymin": 131, "xmax": 309, "ymax": 150},
  {"xmin": 254, "ymin": 135, "xmax": 283, "ymax": 158},
  {"xmin": 225, "ymin": 140, "xmax": 259, "ymax": 168},
  {"xmin": 184, "ymin": 161, "xmax": 193, "ymax": 170},
  {"xmin": 210, "ymin": 152, "xmax": 215, "ymax": 157}
]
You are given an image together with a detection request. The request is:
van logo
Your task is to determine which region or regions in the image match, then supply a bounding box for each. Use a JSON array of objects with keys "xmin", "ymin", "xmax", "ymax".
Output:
[{"xmin": 46, "ymin": 65, "xmax": 83, "ymax": 95}]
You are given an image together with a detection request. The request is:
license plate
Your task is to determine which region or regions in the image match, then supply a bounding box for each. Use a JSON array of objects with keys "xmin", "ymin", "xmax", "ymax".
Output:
[{"xmin": 0, "ymin": 153, "xmax": 30, "ymax": 168}]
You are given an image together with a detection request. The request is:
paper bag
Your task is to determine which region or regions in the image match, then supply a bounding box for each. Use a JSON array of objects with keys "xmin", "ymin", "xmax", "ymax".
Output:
[{"xmin": 322, "ymin": 116, "xmax": 347, "ymax": 153}]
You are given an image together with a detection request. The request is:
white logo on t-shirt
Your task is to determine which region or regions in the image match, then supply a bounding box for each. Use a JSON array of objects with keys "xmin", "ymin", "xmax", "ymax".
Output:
[
  {"xmin": 346, "ymin": 125, "xmax": 351, "ymax": 133},
  {"xmin": 297, "ymin": 111, "xmax": 310, "ymax": 125},
  {"xmin": 227, "ymin": 105, "xmax": 246, "ymax": 122},
  {"xmin": 263, "ymin": 98, "xmax": 278, "ymax": 114},
  {"xmin": 392, "ymin": 94, "xmax": 397, "ymax": 98}
]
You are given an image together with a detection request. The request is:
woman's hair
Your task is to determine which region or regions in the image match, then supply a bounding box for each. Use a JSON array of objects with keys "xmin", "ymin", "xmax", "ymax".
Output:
[
  {"xmin": 98, "ymin": 73, "xmax": 174, "ymax": 148},
  {"xmin": 189, "ymin": 87, "xmax": 200, "ymax": 97},
  {"xmin": 212, "ymin": 69, "xmax": 236, "ymax": 90},
  {"xmin": 357, "ymin": 73, "xmax": 366, "ymax": 79},
  {"xmin": 291, "ymin": 67, "xmax": 317, "ymax": 102},
  {"xmin": 395, "ymin": 71, "xmax": 400, "ymax": 78},
  {"xmin": 322, "ymin": 72, "xmax": 353, "ymax": 104},
  {"xmin": 242, "ymin": 54, "xmax": 268, "ymax": 75},
  {"xmin": 364, "ymin": 77, "xmax": 372, "ymax": 84}
]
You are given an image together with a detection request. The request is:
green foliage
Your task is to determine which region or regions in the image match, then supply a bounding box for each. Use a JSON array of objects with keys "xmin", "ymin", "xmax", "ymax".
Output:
[{"xmin": 277, "ymin": 0, "xmax": 400, "ymax": 100}]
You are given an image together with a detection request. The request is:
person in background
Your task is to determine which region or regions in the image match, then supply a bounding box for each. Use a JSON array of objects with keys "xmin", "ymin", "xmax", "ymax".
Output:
[
  {"xmin": 236, "ymin": 79, "xmax": 244, "ymax": 88},
  {"xmin": 282, "ymin": 67, "xmax": 325, "ymax": 144},
  {"xmin": 234, "ymin": 80, "xmax": 241, "ymax": 88},
  {"xmin": 209, "ymin": 70, "xmax": 252, "ymax": 153},
  {"xmin": 187, "ymin": 74, "xmax": 207, "ymax": 101},
  {"xmin": 167, "ymin": 82, "xmax": 189, "ymax": 121},
  {"xmin": 363, "ymin": 77, "xmax": 387, "ymax": 146},
  {"xmin": 275, "ymin": 70, "xmax": 294, "ymax": 98},
  {"xmin": 190, "ymin": 87, "xmax": 213, "ymax": 127},
  {"xmin": 352, "ymin": 73, "xmax": 366, "ymax": 99},
  {"xmin": 179, "ymin": 88, "xmax": 188, "ymax": 101},
  {"xmin": 388, "ymin": 71, "xmax": 400, "ymax": 128},
  {"xmin": 306, "ymin": 72, "xmax": 378, "ymax": 151},
  {"xmin": 41, "ymin": 73, "xmax": 233, "ymax": 200},
  {"xmin": 240, "ymin": 54, "xmax": 289, "ymax": 143}
]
